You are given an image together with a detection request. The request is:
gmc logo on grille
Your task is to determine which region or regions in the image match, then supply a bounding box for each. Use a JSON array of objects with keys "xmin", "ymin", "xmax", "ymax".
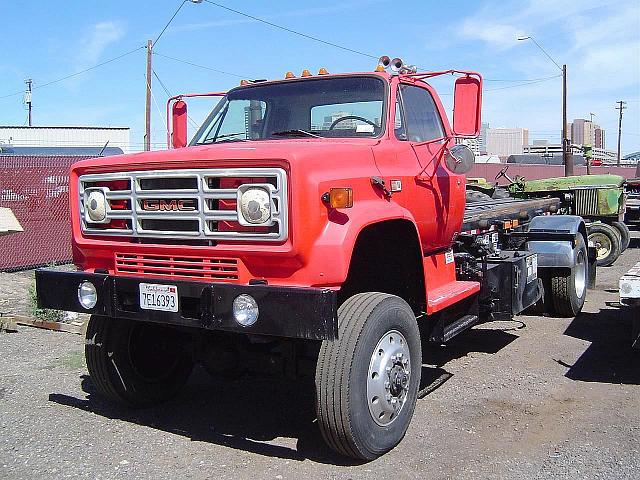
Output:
[{"xmin": 142, "ymin": 199, "xmax": 197, "ymax": 211}]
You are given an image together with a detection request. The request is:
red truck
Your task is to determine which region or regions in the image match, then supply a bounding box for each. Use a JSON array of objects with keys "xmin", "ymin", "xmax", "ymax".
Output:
[{"xmin": 36, "ymin": 57, "xmax": 588, "ymax": 460}]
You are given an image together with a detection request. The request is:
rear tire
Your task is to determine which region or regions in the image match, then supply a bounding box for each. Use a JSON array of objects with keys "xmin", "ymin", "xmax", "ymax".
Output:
[
  {"xmin": 588, "ymin": 223, "xmax": 621, "ymax": 267},
  {"xmin": 315, "ymin": 293, "xmax": 421, "ymax": 460},
  {"xmin": 549, "ymin": 234, "xmax": 588, "ymax": 317},
  {"xmin": 85, "ymin": 316, "xmax": 194, "ymax": 407},
  {"xmin": 611, "ymin": 221, "xmax": 630, "ymax": 252}
]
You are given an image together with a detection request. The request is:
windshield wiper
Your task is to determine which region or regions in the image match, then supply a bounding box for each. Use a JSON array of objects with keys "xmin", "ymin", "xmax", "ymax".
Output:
[
  {"xmin": 199, "ymin": 132, "xmax": 247, "ymax": 145},
  {"xmin": 271, "ymin": 129, "xmax": 321, "ymax": 138}
]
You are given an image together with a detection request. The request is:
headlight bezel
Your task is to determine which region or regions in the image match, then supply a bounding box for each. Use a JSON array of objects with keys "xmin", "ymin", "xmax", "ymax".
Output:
[
  {"xmin": 236, "ymin": 184, "xmax": 275, "ymax": 226},
  {"xmin": 83, "ymin": 187, "xmax": 110, "ymax": 224}
]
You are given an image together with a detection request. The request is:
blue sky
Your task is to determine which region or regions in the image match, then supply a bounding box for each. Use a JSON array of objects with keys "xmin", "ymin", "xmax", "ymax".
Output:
[{"xmin": 1, "ymin": 0, "xmax": 638, "ymax": 154}]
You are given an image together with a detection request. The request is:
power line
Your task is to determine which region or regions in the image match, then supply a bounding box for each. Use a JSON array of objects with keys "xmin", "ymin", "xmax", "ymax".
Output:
[
  {"xmin": 0, "ymin": 46, "xmax": 145, "ymax": 100},
  {"xmin": 485, "ymin": 75, "xmax": 562, "ymax": 92},
  {"xmin": 152, "ymin": 51, "xmax": 249, "ymax": 78},
  {"xmin": 201, "ymin": 0, "xmax": 378, "ymax": 59}
]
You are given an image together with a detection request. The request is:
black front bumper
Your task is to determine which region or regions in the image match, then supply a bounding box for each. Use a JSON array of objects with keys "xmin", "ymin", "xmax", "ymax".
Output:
[{"xmin": 35, "ymin": 269, "xmax": 338, "ymax": 340}]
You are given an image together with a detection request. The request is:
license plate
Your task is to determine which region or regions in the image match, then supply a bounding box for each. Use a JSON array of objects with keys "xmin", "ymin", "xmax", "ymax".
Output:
[
  {"xmin": 526, "ymin": 255, "xmax": 538, "ymax": 283},
  {"xmin": 139, "ymin": 283, "xmax": 178, "ymax": 312}
]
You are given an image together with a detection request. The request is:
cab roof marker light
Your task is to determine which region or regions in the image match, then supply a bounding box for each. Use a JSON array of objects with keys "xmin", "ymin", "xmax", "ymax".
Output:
[
  {"xmin": 301, "ymin": 69, "xmax": 312, "ymax": 77},
  {"xmin": 285, "ymin": 71, "xmax": 296, "ymax": 79},
  {"xmin": 318, "ymin": 67, "xmax": 329, "ymax": 75}
]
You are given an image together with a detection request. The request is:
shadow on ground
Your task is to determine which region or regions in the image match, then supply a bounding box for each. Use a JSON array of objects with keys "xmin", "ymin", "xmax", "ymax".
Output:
[
  {"xmin": 48, "ymin": 327, "xmax": 519, "ymax": 463},
  {"xmin": 562, "ymin": 306, "xmax": 640, "ymax": 384}
]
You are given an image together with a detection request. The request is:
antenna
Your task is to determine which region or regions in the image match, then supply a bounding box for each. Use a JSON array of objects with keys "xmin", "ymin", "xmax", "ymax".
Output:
[{"xmin": 24, "ymin": 79, "xmax": 32, "ymax": 126}]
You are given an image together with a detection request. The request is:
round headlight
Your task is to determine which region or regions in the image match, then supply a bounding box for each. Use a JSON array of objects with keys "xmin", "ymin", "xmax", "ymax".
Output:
[
  {"xmin": 232, "ymin": 294, "xmax": 259, "ymax": 327},
  {"xmin": 239, "ymin": 188, "xmax": 271, "ymax": 224},
  {"xmin": 78, "ymin": 281, "xmax": 98, "ymax": 309},
  {"xmin": 86, "ymin": 190, "xmax": 107, "ymax": 222}
]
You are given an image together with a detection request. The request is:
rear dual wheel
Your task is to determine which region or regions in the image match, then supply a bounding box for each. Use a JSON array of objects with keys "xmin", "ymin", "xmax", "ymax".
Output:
[{"xmin": 315, "ymin": 293, "xmax": 421, "ymax": 460}]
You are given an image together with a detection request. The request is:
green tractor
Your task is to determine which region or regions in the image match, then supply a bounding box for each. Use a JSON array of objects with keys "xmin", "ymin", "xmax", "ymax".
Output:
[{"xmin": 467, "ymin": 167, "xmax": 628, "ymax": 267}]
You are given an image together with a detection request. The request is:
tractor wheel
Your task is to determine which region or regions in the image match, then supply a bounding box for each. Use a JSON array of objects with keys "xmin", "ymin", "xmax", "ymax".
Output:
[
  {"xmin": 549, "ymin": 234, "xmax": 588, "ymax": 317},
  {"xmin": 611, "ymin": 221, "xmax": 631, "ymax": 252},
  {"xmin": 85, "ymin": 316, "xmax": 194, "ymax": 407},
  {"xmin": 315, "ymin": 293, "xmax": 421, "ymax": 460},
  {"xmin": 465, "ymin": 190, "xmax": 492, "ymax": 204},
  {"xmin": 588, "ymin": 223, "xmax": 622, "ymax": 267}
]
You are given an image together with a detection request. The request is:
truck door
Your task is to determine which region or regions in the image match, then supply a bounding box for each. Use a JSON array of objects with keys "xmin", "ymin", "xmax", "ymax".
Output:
[{"xmin": 396, "ymin": 82, "xmax": 465, "ymax": 252}]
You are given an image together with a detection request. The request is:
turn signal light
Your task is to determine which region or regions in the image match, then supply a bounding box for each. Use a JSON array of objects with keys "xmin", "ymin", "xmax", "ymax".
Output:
[
  {"xmin": 301, "ymin": 69, "xmax": 312, "ymax": 77},
  {"xmin": 318, "ymin": 67, "xmax": 329, "ymax": 75},
  {"xmin": 329, "ymin": 188, "xmax": 353, "ymax": 208},
  {"xmin": 285, "ymin": 71, "xmax": 296, "ymax": 79}
]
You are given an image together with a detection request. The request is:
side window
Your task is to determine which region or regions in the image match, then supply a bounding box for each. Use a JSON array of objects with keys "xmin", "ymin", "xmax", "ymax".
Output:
[{"xmin": 397, "ymin": 85, "xmax": 444, "ymax": 142}]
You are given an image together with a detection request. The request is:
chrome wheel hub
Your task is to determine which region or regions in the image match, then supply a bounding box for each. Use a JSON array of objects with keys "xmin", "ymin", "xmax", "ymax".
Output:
[
  {"xmin": 590, "ymin": 233, "xmax": 611, "ymax": 260},
  {"xmin": 367, "ymin": 330, "xmax": 411, "ymax": 426},
  {"xmin": 574, "ymin": 249, "xmax": 586, "ymax": 298}
]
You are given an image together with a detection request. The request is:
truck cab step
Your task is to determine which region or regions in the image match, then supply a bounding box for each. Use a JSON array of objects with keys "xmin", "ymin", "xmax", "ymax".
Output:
[{"xmin": 429, "ymin": 314, "xmax": 479, "ymax": 344}]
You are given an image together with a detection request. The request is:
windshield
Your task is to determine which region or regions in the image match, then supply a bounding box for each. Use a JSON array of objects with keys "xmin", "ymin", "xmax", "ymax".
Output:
[{"xmin": 191, "ymin": 76, "xmax": 386, "ymax": 144}]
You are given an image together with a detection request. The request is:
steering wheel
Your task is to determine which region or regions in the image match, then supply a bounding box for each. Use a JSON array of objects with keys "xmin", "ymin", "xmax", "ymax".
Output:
[
  {"xmin": 329, "ymin": 115, "xmax": 378, "ymax": 131},
  {"xmin": 495, "ymin": 165, "xmax": 510, "ymax": 181}
]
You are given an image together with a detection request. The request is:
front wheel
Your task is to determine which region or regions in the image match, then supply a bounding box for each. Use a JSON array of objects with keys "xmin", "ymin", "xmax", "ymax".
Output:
[
  {"xmin": 315, "ymin": 293, "xmax": 421, "ymax": 460},
  {"xmin": 85, "ymin": 316, "xmax": 194, "ymax": 407},
  {"xmin": 588, "ymin": 223, "xmax": 622, "ymax": 267}
]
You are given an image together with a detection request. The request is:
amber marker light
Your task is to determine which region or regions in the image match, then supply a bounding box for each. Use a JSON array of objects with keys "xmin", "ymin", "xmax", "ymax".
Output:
[
  {"xmin": 301, "ymin": 69, "xmax": 312, "ymax": 77},
  {"xmin": 329, "ymin": 188, "xmax": 353, "ymax": 208},
  {"xmin": 375, "ymin": 64, "xmax": 386, "ymax": 72},
  {"xmin": 285, "ymin": 71, "xmax": 296, "ymax": 79},
  {"xmin": 318, "ymin": 67, "xmax": 329, "ymax": 75},
  {"xmin": 240, "ymin": 79, "xmax": 250, "ymax": 85}
]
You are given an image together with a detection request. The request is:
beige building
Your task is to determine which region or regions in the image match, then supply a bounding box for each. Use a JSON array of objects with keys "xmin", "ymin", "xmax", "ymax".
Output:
[
  {"xmin": 567, "ymin": 119, "xmax": 605, "ymax": 149},
  {"xmin": 486, "ymin": 128, "xmax": 529, "ymax": 156}
]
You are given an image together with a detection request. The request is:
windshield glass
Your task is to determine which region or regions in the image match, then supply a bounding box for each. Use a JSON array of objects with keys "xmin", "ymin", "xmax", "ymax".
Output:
[{"xmin": 191, "ymin": 76, "xmax": 386, "ymax": 144}]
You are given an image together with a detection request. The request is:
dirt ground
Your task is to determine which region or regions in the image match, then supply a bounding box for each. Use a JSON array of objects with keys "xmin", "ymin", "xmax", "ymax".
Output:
[{"xmin": 0, "ymin": 228, "xmax": 638, "ymax": 479}]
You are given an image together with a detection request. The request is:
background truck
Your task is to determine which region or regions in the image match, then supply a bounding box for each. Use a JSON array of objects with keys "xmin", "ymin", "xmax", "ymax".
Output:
[
  {"xmin": 468, "ymin": 168, "xmax": 628, "ymax": 267},
  {"xmin": 36, "ymin": 57, "xmax": 588, "ymax": 460}
]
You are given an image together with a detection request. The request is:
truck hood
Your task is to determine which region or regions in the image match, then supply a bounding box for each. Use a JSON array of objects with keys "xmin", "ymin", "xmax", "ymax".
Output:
[{"xmin": 72, "ymin": 138, "xmax": 380, "ymax": 173}]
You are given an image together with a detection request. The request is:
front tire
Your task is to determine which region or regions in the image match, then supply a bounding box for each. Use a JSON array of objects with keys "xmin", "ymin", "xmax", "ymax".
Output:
[
  {"xmin": 588, "ymin": 223, "xmax": 621, "ymax": 267},
  {"xmin": 85, "ymin": 316, "xmax": 194, "ymax": 407},
  {"xmin": 315, "ymin": 293, "xmax": 421, "ymax": 460}
]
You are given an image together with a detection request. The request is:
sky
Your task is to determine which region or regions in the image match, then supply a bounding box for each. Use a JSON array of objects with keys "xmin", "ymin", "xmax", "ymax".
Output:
[{"xmin": 0, "ymin": 0, "xmax": 638, "ymax": 154}]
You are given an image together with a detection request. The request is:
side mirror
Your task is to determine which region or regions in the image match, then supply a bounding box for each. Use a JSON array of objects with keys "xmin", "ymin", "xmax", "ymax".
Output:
[
  {"xmin": 445, "ymin": 144, "xmax": 475, "ymax": 174},
  {"xmin": 171, "ymin": 100, "xmax": 188, "ymax": 148},
  {"xmin": 452, "ymin": 76, "xmax": 482, "ymax": 137}
]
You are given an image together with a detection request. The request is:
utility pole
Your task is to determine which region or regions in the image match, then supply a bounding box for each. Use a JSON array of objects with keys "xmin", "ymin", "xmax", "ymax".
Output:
[
  {"xmin": 616, "ymin": 101, "xmax": 626, "ymax": 167},
  {"xmin": 24, "ymin": 79, "xmax": 33, "ymax": 127},
  {"xmin": 145, "ymin": 40, "xmax": 153, "ymax": 151},
  {"xmin": 562, "ymin": 64, "xmax": 573, "ymax": 176}
]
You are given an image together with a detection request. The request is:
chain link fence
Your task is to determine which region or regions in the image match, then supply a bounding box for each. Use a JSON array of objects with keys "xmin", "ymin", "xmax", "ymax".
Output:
[{"xmin": 0, "ymin": 155, "xmax": 91, "ymax": 271}]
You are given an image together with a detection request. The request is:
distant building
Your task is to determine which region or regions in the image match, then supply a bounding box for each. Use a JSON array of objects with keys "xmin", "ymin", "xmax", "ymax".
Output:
[
  {"xmin": 568, "ymin": 119, "xmax": 605, "ymax": 149},
  {"xmin": 456, "ymin": 137, "xmax": 480, "ymax": 155},
  {"xmin": 0, "ymin": 126, "xmax": 130, "ymax": 154},
  {"xmin": 479, "ymin": 122, "xmax": 489, "ymax": 154},
  {"xmin": 524, "ymin": 143, "xmax": 616, "ymax": 163},
  {"xmin": 486, "ymin": 128, "xmax": 529, "ymax": 156}
]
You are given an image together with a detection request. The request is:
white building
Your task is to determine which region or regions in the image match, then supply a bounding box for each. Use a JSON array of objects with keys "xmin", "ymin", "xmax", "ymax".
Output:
[
  {"xmin": 0, "ymin": 126, "xmax": 130, "ymax": 153},
  {"xmin": 486, "ymin": 128, "xmax": 529, "ymax": 156}
]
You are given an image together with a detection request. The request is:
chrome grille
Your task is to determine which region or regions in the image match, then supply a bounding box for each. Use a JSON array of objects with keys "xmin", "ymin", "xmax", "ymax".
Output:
[
  {"xmin": 574, "ymin": 189, "xmax": 599, "ymax": 216},
  {"xmin": 78, "ymin": 168, "xmax": 288, "ymax": 241}
]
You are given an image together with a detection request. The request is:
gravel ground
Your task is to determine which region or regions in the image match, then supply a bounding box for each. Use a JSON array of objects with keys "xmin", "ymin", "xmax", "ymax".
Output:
[{"xmin": 0, "ymin": 228, "xmax": 638, "ymax": 479}]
